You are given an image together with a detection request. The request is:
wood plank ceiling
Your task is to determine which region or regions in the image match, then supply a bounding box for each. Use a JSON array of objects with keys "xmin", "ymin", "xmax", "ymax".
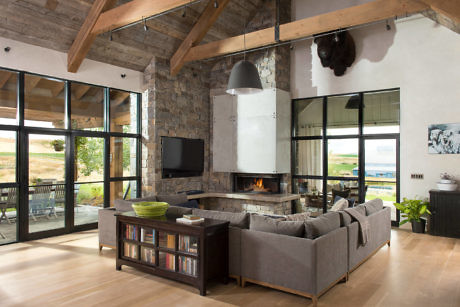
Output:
[{"xmin": 0, "ymin": 0, "xmax": 263, "ymax": 72}]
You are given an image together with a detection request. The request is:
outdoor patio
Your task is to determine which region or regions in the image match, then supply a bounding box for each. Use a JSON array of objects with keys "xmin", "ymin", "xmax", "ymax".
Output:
[{"xmin": 0, "ymin": 205, "xmax": 100, "ymax": 244}]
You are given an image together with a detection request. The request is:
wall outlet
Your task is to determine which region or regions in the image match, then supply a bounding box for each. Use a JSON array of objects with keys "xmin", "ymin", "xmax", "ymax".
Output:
[{"xmin": 411, "ymin": 173, "xmax": 424, "ymax": 179}]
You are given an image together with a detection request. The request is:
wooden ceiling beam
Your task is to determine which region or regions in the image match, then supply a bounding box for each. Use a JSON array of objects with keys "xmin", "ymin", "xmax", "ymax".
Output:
[
  {"xmin": 91, "ymin": 0, "xmax": 194, "ymax": 35},
  {"xmin": 421, "ymin": 0, "xmax": 460, "ymax": 23},
  {"xmin": 0, "ymin": 72, "xmax": 12, "ymax": 89},
  {"xmin": 73, "ymin": 84, "xmax": 92, "ymax": 100},
  {"xmin": 170, "ymin": 0, "xmax": 231, "ymax": 76},
  {"xmin": 184, "ymin": 0, "xmax": 429, "ymax": 63},
  {"xmin": 110, "ymin": 91, "xmax": 130, "ymax": 107},
  {"xmin": 51, "ymin": 82, "xmax": 65, "ymax": 97},
  {"xmin": 67, "ymin": 0, "xmax": 117, "ymax": 73},
  {"xmin": 25, "ymin": 76, "xmax": 42, "ymax": 91}
]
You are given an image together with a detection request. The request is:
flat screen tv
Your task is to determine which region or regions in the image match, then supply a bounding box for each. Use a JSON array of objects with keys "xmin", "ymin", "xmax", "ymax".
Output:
[{"xmin": 161, "ymin": 136, "xmax": 204, "ymax": 178}]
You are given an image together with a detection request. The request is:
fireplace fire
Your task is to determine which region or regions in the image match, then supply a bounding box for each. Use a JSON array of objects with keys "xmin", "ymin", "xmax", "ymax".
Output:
[{"xmin": 234, "ymin": 174, "xmax": 281, "ymax": 194}]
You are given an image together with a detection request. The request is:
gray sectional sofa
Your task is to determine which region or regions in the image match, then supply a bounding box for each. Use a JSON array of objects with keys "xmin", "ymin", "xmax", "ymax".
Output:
[{"xmin": 98, "ymin": 196, "xmax": 390, "ymax": 306}]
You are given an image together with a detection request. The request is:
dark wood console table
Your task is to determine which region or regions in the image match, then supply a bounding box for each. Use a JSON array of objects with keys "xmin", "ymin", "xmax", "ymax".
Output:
[
  {"xmin": 115, "ymin": 211, "xmax": 229, "ymax": 295},
  {"xmin": 429, "ymin": 189, "xmax": 460, "ymax": 238}
]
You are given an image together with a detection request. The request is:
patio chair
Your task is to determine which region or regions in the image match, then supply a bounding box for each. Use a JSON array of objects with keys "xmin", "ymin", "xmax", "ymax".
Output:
[
  {"xmin": 0, "ymin": 187, "xmax": 16, "ymax": 224},
  {"xmin": 29, "ymin": 185, "xmax": 52, "ymax": 221},
  {"xmin": 50, "ymin": 184, "xmax": 65, "ymax": 217}
]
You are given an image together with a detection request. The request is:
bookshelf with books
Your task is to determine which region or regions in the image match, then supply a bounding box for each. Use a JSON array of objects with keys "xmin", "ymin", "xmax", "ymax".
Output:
[{"xmin": 116, "ymin": 212, "xmax": 229, "ymax": 296}]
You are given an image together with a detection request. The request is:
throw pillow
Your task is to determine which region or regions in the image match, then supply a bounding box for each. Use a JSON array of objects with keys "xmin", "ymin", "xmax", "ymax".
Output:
[
  {"xmin": 353, "ymin": 204, "xmax": 366, "ymax": 216},
  {"xmin": 285, "ymin": 212, "xmax": 311, "ymax": 221},
  {"xmin": 364, "ymin": 198, "xmax": 383, "ymax": 216},
  {"xmin": 338, "ymin": 211, "xmax": 352, "ymax": 226},
  {"xmin": 192, "ymin": 208, "xmax": 249, "ymax": 229},
  {"xmin": 166, "ymin": 206, "xmax": 193, "ymax": 217},
  {"xmin": 304, "ymin": 211, "xmax": 341, "ymax": 239},
  {"xmin": 334, "ymin": 195, "xmax": 355, "ymax": 207},
  {"xmin": 174, "ymin": 200, "xmax": 199, "ymax": 209},
  {"xmin": 330, "ymin": 198, "xmax": 348, "ymax": 212},
  {"xmin": 250, "ymin": 214, "xmax": 304, "ymax": 237}
]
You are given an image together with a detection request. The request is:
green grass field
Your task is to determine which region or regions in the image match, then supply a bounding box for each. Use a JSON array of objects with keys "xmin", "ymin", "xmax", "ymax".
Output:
[{"xmin": 0, "ymin": 152, "xmax": 64, "ymax": 159}]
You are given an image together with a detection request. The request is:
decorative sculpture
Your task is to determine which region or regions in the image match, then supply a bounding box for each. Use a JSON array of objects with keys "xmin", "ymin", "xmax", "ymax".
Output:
[{"xmin": 314, "ymin": 30, "xmax": 356, "ymax": 76}]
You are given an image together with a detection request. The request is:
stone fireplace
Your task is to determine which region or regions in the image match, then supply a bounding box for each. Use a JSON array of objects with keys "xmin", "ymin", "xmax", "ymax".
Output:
[{"xmin": 234, "ymin": 174, "xmax": 282, "ymax": 194}]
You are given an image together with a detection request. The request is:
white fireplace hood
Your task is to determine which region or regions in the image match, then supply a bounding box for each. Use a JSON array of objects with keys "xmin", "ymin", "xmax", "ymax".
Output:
[{"xmin": 212, "ymin": 88, "xmax": 291, "ymax": 174}]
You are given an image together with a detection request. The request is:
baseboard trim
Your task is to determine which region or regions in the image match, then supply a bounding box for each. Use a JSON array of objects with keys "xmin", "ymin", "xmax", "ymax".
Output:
[{"xmin": 349, "ymin": 239, "xmax": 390, "ymax": 274}]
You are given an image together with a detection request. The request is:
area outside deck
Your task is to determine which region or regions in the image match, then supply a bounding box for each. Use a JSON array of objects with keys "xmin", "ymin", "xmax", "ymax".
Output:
[{"xmin": 0, "ymin": 205, "xmax": 99, "ymax": 244}]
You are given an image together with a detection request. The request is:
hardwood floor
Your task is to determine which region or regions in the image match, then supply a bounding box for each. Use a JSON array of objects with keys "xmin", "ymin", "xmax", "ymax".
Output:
[{"xmin": 0, "ymin": 227, "xmax": 459, "ymax": 307}]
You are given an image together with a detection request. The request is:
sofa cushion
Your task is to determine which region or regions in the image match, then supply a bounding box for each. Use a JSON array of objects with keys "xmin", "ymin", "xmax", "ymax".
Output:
[
  {"xmin": 285, "ymin": 212, "xmax": 311, "ymax": 221},
  {"xmin": 192, "ymin": 208, "xmax": 249, "ymax": 229},
  {"xmin": 157, "ymin": 194, "xmax": 188, "ymax": 206},
  {"xmin": 364, "ymin": 198, "xmax": 383, "ymax": 216},
  {"xmin": 166, "ymin": 206, "xmax": 193, "ymax": 217},
  {"xmin": 330, "ymin": 198, "xmax": 349, "ymax": 212},
  {"xmin": 304, "ymin": 211, "xmax": 341, "ymax": 239},
  {"xmin": 174, "ymin": 199, "xmax": 199, "ymax": 209},
  {"xmin": 250, "ymin": 214, "xmax": 304, "ymax": 237},
  {"xmin": 353, "ymin": 204, "xmax": 366, "ymax": 216},
  {"xmin": 338, "ymin": 211, "xmax": 352, "ymax": 226},
  {"xmin": 114, "ymin": 196, "xmax": 157, "ymax": 212}
]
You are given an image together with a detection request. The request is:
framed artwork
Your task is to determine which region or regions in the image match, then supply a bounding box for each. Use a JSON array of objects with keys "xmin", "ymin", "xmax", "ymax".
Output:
[{"xmin": 428, "ymin": 123, "xmax": 460, "ymax": 154}]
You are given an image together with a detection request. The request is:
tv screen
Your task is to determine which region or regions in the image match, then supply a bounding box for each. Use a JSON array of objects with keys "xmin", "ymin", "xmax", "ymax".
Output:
[{"xmin": 161, "ymin": 137, "xmax": 204, "ymax": 178}]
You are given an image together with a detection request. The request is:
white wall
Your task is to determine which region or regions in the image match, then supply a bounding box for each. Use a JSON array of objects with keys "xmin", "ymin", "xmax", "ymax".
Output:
[
  {"xmin": 291, "ymin": 0, "xmax": 460, "ymax": 198},
  {"xmin": 0, "ymin": 37, "xmax": 144, "ymax": 92}
]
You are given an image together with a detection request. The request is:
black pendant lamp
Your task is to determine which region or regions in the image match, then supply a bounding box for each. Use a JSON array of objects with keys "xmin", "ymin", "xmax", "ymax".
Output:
[{"xmin": 226, "ymin": 23, "xmax": 262, "ymax": 95}]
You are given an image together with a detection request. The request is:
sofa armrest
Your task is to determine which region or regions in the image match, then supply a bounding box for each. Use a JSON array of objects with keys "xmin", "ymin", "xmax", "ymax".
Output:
[
  {"xmin": 98, "ymin": 208, "xmax": 117, "ymax": 248},
  {"xmin": 314, "ymin": 226, "xmax": 348, "ymax": 293}
]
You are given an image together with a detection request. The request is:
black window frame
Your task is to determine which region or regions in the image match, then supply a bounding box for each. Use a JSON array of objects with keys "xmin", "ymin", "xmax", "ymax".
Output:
[{"xmin": 291, "ymin": 88, "xmax": 400, "ymax": 226}]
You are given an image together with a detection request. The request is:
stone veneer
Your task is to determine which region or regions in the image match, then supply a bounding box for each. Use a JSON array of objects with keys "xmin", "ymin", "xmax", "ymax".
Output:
[
  {"xmin": 199, "ymin": 198, "xmax": 292, "ymax": 215},
  {"xmin": 141, "ymin": 0, "xmax": 292, "ymax": 214},
  {"xmin": 142, "ymin": 58, "xmax": 212, "ymax": 195}
]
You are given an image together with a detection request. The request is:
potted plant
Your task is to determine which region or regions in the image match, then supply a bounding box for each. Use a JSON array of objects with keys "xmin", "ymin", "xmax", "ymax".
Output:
[
  {"xmin": 393, "ymin": 197, "xmax": 431, "ymax": 233},
  {"xmin": 437, "ymin": 173, "xmax": 457, "ymax": 191},
  {"xmin": 50, "ymin": 139, "xmax": 65, "ymax": 152}
]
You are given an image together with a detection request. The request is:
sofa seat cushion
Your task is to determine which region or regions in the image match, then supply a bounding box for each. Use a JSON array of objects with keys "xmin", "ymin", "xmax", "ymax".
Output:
[
  {"xmin": 364, "ymin": 198, "xmax": 383, "ymax": 216},
  {"xmin": 192, "ymin": 208, "xmax": 249, "ymax": 229},
  {"xmin": 114, "ymin": 196, "xmax": 157, "ymax": 212},
  {"xmin": 304, "ymin": 211, "xmax": 341, "ymax": 239},
  {"xmin": 250, "ymin": 214, "xmax": 304, "ymax": 237},
  {"xmin": 157, "ymin": 194, "xmax": 188, "ymax": 206}
]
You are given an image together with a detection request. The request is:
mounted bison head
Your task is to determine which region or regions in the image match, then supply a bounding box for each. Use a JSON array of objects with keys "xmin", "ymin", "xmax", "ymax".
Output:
[{"xmin": 314, "ymin": 30, "xmax": 356, "ymax": 76}]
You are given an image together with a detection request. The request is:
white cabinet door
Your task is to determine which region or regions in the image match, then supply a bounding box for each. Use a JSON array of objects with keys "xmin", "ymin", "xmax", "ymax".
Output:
[{"xmin": 212, "ymin": 95, "xmax": 236, "ymax": 172}]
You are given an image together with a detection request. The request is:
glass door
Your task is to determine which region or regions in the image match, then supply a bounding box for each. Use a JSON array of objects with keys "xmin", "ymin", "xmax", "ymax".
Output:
[
  {"xmin": 74, "ymin": 136, "xmax": 105, "ymax": 226},
  {"xmin": 27, "ymin": 133, "xmax": 66, "ymax": 233},
  {"xmin": 364, "ymin": 138, "xmax": 399, "ymax": 223}
]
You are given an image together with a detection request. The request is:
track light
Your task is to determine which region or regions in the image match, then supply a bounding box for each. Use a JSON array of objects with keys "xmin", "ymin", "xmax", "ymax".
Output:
[
  {"xmin": 214, "ymin": 0, "xmax": 218, "ymax": 8},
  {"xmin": 143, "ymin": 18, "xmax": 148, "ymax": 31},
  {"xmin": 109, "ymin": 31, "xmax": 113, "ymax": 41},
  {"xmin": 386, "ymin": 20, "xmax": 391, "ymax": 31},
  {"xmin": 182, "ymin": 6, "xmax": 186, "ymax": 17}
]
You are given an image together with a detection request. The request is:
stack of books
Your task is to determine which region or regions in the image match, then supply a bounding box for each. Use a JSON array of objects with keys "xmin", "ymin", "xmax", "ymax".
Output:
[
  {"xmin": 124, "ymin": 224, "xmax": 137, "ymax": 240},
  {"xmin": 179, "ymin": 256, "xmax": 197, "ymax": 276},
  {"xmin": 141, "ymin": 247, "xmax": 155, "ymax": 264},
  {"xmin": 123, "ymin": 242, "xmax": 137, "ymax": 259},
  {"xmin": 140, "ymin": 227, "xmax": 154, "ymax": 244},
  {"xmin": 176, "ymin": 214, "xmax": 204, "ymax": 225},
  {"xmin": 179, "ymin": 235, "xmax": 198, "ymax": 253}
]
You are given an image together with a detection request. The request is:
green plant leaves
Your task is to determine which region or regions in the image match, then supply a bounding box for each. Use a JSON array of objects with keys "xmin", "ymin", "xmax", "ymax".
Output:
[{"xmin": 393, "ymin": 197, "xmax": 430, "ymax": 225}]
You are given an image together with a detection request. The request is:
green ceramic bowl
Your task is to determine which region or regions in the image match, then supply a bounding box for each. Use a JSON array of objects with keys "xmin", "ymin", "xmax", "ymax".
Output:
[{"xmin": 132, "ymin": 201, "xmax": 169, "ymax": 217}]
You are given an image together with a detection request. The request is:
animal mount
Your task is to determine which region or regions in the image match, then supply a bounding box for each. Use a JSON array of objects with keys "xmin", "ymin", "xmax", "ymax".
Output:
[{"xmin": 314, "ymin": 30, "xmax": 356, "ymax": 76}]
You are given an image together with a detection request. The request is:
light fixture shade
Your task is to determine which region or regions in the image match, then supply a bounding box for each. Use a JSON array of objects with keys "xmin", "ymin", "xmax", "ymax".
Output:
[
  {"xmin": 226, "ymin": 60, "xmax": 263, "ymax": 95},
  {"xmin": 345, "ymin": 95, "xmax": 363, "ymax": 109}
]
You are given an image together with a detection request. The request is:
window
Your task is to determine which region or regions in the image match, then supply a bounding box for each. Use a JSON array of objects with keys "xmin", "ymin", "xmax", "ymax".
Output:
[
  {"xmin": 0, "ymin": 67, "xmax": 141, "ymax": 244},
  {"xmin": 292, "ymin": 89, "xmax": 400, "ymax": 224}
]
